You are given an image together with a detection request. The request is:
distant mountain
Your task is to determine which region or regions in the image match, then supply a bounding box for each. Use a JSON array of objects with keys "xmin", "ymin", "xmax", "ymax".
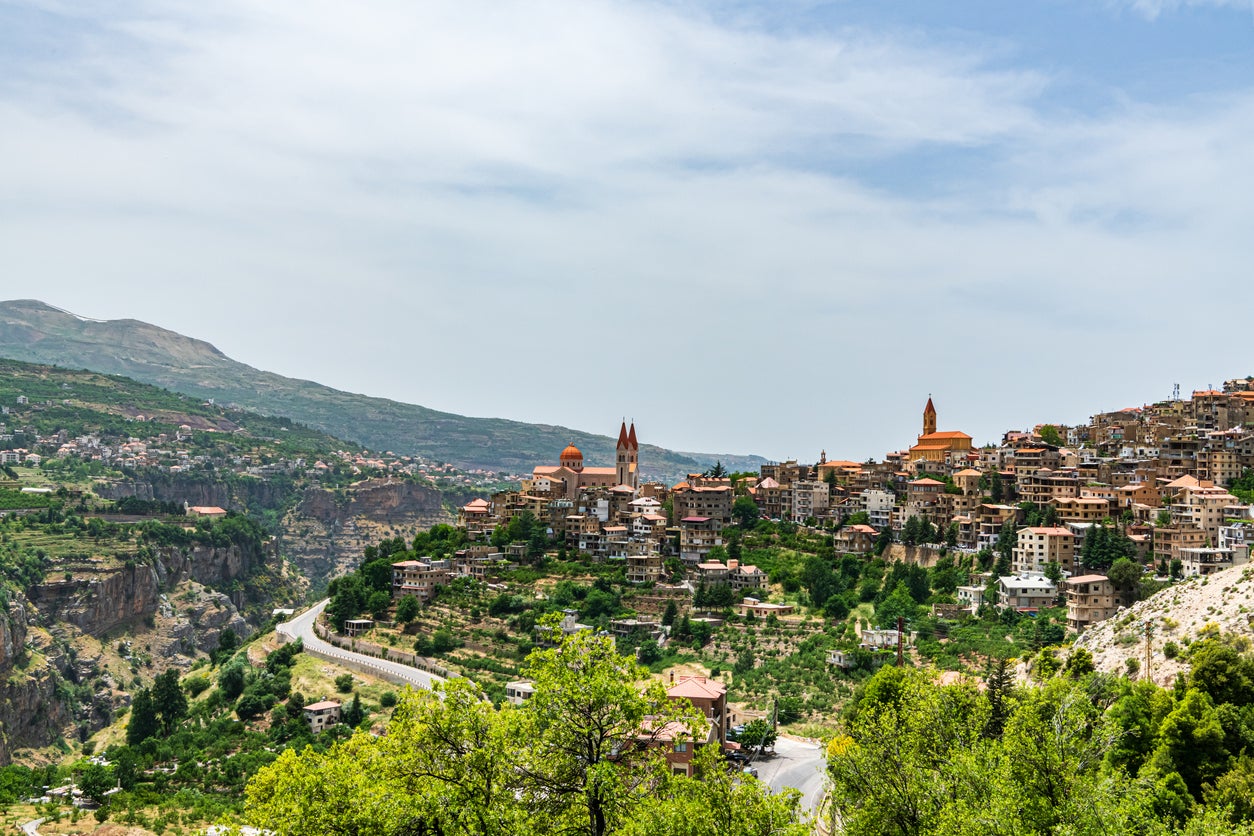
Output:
[{"xmin": 0, "ymin": 300, "xmax": 766, "ymax": 481}]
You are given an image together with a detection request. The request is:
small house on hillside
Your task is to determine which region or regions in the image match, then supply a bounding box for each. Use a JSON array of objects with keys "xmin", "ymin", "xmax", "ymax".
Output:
[{"xmin": 303, "ymin": 700, "xmax": 341, "ymax": 733}]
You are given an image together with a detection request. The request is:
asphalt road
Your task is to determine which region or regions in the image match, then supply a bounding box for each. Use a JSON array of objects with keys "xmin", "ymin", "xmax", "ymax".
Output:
[
  {"xmin": 280, "ymin": 603, "xmax": 826, "ymax": 815},
  {"xmin": 755, "ymin": 735, "xmax": 827, "ymax": 818},
  {"xmin": 276, "ymin": 599, "xmax": 444, "ymax": 691}
]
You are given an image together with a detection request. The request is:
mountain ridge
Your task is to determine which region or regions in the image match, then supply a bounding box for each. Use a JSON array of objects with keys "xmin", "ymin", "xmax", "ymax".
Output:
[{"xmin": 0, "ymin": 299, "xmax": 766, "ymax": 480}]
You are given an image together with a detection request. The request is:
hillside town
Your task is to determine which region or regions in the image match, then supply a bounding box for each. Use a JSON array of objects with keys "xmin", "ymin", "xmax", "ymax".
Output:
[
  {"xmin": 0, "ymin": 396, "xmax": 512, "ymax": 489},
  {"xmin": 423, "ymin": 380, "xmax": 1254, "ymax": 637}
]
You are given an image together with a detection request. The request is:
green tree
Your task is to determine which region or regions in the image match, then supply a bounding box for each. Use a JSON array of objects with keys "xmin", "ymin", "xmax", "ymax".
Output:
[
  {"xmin": 984, "ymin": 657, "xmax": 1014, "ymax": 739},
  {"xmin": 660, "ymin": 600, "xmax": 678, "ymax": 627},
  {"xmin": 368, "ymin": 589, "xmax": 392, "ymax": 620},
  {"xmin": 218, "ymin": 658, "xmax": 248, "ymax": 700},
  {"xmin": 902, "ymin": 516, "xmax": 921, "ymax": 546},
  {"xmin": 1150, "ymin": 688, "xmax": 1229, "ymax": 797},
  {"xmin": 247, "ymin": 733, "xmax": 415, "ymax": 835},
  {"xmin": 395, "ymin": 594, "xmax": 421, "ymax": 624},
  {"xmin": 732, "ymin": 496, "xmax": 760, "ymax": 529},
  {"xmin": 1188, "ymin": 639, "xmax": 1254, "ymax": 707},
  {"xmin": 516, "ymin": 628, "xmax": 698, "ymax": 836},
  {"xmin": 77, "ymin": 763, "xmax": 115, "ymax": 804},
  {"xmin": 342, "ymin": 693, "xmax": 365, "ymax": 728},
  {"xmin": 875, "ymin": 581, "xmax": 919, "ymax": 629},
  {"xmin": 335, "ymin": 673, "xmax": 355, "ymax": 693},
  {"xmin": 737, "ymin": 718, "xmax": 777, "ymax": 750},
  {"xmin": 618, "ymin": 744, "xmax": 808, "ymax": 836},
  {"xmin": 990, "ymin": 470, "xmax": 1004, "ymax": 503},
  {"xmin": 126, "ymin": 688, "xmax": 158, "ymax": 746},
  {"xmin": 1038, "ymin": 425, "xmax": 1063, "ymax": 447},
  {"xmin": 1107, "ymin": 557, "xmax": 1143, "ymax": 601},
  {"xmin": 151, "ymin": 668, "xmax": 187, "ymax": 734},
  {"xmin": 215, "ymin": 627, "xmax": 239, "ymax": 664}
]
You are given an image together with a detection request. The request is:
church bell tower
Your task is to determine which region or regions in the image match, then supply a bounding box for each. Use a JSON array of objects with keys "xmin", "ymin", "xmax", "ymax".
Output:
[
  {"xmin": 923, "ymin": 396, "xmax": 937, "ymax": 438},
  {"xmin": 616, "ymin": 421, "xmax": 639, "ymax": 489}
]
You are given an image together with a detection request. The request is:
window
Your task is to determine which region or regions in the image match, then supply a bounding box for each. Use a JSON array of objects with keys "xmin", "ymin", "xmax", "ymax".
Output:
[{"xmin": 674, "ymin": 743, "xmax": 688, "ymax": 753}]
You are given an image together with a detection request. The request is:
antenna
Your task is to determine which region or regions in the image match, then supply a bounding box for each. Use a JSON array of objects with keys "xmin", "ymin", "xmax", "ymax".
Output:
[{"xmin": 1173, "ymin": 383, "xmax": 1180, "ymax": 401}]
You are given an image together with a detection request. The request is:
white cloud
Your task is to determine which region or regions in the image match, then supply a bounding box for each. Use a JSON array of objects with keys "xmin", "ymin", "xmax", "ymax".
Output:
[
  {"xmin": 2, "ymin": 1, "xmax": 1254, "ymax": 457},
  {"xmin": 1111, "ymin": 0, "xmax": 1253, "ymax": 19}
]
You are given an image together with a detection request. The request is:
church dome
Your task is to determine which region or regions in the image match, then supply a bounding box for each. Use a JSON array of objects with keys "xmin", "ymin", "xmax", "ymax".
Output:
[{"xmin": 560, "ymin": 443, "xmax": 583, "ymax": 463}]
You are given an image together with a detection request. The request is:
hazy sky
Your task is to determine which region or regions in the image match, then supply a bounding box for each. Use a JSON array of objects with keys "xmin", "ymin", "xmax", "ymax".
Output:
[{"xmin": 3, "ymin": 1, "xmax": 1253, "ymax": 462}]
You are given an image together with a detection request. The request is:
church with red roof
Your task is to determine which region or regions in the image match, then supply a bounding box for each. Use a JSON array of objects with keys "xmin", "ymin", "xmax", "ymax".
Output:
[{"xmin": 531, "ymin": 421, "xmax": 640, "ymax": 500}]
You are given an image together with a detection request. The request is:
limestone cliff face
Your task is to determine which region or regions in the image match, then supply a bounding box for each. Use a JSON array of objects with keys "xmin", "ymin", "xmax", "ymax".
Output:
[
  {"xmin": 282, "ymin": 479, "xmax": 452, "ymax": 582},
  {"xmin": 0, "ymin": 596, "xmax": 30, "ymax": 675},
  {"xmin": 298, "ymin": 479, "xmax": 447, "ymax": 524},
  {"xmin": 0, "ymin": 594, "xmax": 72, "ymax": 765},
  {"xmin": 0, "ymin": 657, "xmax": 71, "ymax": 766},
  {"xmin": 26, "ymin": 543, "xmax": 262, "ymax": 638},
  {"xmin": 0, "ymin": 542, "xmax": 265, "ymax": 763},
  {"xmin": 96, "ymin": 474, "xmax": 291, "ymax": 512}
]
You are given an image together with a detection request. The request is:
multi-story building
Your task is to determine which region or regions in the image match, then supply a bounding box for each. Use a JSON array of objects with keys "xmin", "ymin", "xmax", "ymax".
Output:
[
  {"xmin": 1153, "ymin": 525, "xmax": 1208, "ymax": 564},
  {"xmin": 790, "ymin": 480, "xmax": 830, "ymax": 523},
  {"xmin": 1012, "ymin": 526, "xmax": 1076, "ymax": 575},
  {"xmin": 1066, "ymin": 575, "xmax": 1119, "ymax": 631},
  {"xmin": 391, "ymin": 558, "xmax": 455, "ymax": 603},
  {"xmin": 679, "ymin": 516, "xmax": 723, "ymax": 564},
  {"xmin": 1178, "ymin": 547, "xmax": 1244, "ymax": 578},
  {"xmin": 1051, "ymin": 496, "xmax": 1111, "ymax": 524},
  {"xmin": 861, "ymin": 489, "xmax": 896, "ymax": 530},
  {"xmin": 672, "ymin": 479, "xmax": 734, "ymax": 525},
  {"xmin": 625, "ymin": 551, "xmax": 665, "ymax": 585},
  {"xmin": 996, "ymin": 575, "xmax": 1057, "ymax": 613}
]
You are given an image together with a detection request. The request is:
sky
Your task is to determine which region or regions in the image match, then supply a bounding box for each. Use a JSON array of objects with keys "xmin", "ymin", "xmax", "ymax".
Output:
[{"xmin": 2, "ymin": 0, "xmax": 1253, "ymax": 462}]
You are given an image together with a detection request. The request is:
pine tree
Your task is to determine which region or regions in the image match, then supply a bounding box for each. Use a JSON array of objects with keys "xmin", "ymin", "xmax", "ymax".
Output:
[
  {"xmin": 151, "ymin": 668, "xmax": 187, "ymax": 734},
  {"xmin": 342, "ymin": 693, "xmax": 364, "ymax": 728},
  {"xmin": 126, "ymin": 688, "xmax": 159, "ymax": 746},
  {"xmin": 984, "ymin": 657, "xmax": 1013, "ymax": 738}
]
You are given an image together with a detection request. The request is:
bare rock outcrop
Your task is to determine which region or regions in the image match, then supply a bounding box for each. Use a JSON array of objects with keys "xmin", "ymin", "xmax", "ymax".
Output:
[{"xmin": 1078, "ymin": 564, "xmax": 1254, "ymax": 686}]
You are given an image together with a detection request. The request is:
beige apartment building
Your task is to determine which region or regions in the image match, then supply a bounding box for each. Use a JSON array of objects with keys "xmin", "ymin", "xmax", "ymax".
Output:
[
  {"xmin": 679, "ymin": 516, "xmax": 724, "ymax": 564},
  {"xmin": 391, "ymin": 559, "xmax": 454, "ymax": 603},
  {"xmin": 1052, "ymin": 496, "xmax": 1111, "ymax": 524},
  {"xmin": 1066, "ymin": 575, "xmax": 1120, "ymax": 631},
  {"xmin": 1012, "ymin": 526, "xmax": 1076, "ymax": 575}
]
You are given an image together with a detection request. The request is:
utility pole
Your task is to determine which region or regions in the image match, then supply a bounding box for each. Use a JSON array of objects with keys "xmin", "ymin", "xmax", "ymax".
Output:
[{"xmin": 897, "ymin": 616, "xmax": 905, "ymax": 667}]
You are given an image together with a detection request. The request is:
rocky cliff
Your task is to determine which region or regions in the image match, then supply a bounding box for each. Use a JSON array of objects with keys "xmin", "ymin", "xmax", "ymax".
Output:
[
  {"xmin": 282, "ymin": 479, "xmax": 452, "ymax": 582},
  {"xmin": 26, "ymin": 542, "xmax": 259, "ymax": 637},
  {"xmin": 96, "ymin": 474, "xmax": 293, "ymax": 513},
  {"xmin": 0, "ymin": 542, "xmax": 269, "ymax": 764},
  {"xmin": 0, "ymin": 594, "xmax": 72, "ymax": 765}
]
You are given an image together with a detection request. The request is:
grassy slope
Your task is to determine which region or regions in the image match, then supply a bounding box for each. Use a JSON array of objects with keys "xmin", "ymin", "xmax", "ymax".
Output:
[
  {"xmin": 0, "ymin": 300, "xmax": 766, "ymax": 480},
  {"xmin": 0, "ymin": 358, "xmax": 353, "ymax": 461}
]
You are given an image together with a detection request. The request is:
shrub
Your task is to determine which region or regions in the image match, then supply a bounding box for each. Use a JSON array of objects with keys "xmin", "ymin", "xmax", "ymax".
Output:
[{"xmin": 335, "ymin": 673, "xmax": 354, "ymax": 693}]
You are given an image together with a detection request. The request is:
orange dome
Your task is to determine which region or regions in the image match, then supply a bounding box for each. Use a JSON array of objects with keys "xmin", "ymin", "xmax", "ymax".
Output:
[{"xmin": 560, "ymin": 443, "xmax": 583, "ymax": 462}]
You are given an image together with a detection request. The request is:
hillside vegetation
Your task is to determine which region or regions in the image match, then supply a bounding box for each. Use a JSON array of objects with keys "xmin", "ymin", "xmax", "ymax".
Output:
[{"xmin": 0, "ymin": 299, "xmax": 765, "ymax": 479}]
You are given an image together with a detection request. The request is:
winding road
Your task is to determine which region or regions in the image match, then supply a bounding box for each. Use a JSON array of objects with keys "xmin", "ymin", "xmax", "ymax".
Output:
[
  {"xmin": 277, "ymin": 601, "xmax": 826, "ymax": 818},
  {"xmin": 758, "ymin": 736, "xmax": 828, "ymax": 818},
  {"xmin": 276, "ymin": 599, "xmax": 443, "ymax": 691}
]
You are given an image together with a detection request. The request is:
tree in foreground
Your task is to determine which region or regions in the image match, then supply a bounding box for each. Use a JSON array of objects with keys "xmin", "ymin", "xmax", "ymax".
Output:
[{"xmin": 245, "ymin": 626, "xmax": 806, "ymax": 836}]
